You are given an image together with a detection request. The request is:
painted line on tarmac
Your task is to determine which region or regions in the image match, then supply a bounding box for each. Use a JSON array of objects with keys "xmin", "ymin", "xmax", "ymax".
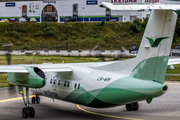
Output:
[
  {"xmin": 77, "ymin": 104, "xmax": 144, "ymax": 120},
  {"xmin": 0, "ymin": 95, "xmax": 35, "ymax": 103},
  {"xmin": 166, "ymin": 83, "xmax": 180, "ymax": 84}
]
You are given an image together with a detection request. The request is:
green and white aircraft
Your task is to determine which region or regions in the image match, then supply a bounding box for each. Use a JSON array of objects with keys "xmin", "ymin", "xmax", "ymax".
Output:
[{"xmin": 1, "ymin": 2, "xmax": 180, "ymax": 118}]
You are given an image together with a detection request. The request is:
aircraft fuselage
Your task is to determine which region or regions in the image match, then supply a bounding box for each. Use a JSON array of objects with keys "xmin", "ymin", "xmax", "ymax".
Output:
[{"xmin": 30, "ymin": 64, "xmax": 166, "ymax": 108}]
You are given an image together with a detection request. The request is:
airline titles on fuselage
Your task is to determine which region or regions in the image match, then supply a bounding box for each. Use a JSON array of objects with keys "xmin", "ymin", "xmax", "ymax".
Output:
[{"xmin": 97, "ymin": 77, "xmax": 111, "ymax": 82}]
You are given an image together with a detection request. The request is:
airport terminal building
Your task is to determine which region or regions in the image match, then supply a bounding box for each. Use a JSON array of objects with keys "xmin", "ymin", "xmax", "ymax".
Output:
[{"xmin": 0, "ymin": 0, "xmax": 156, "ymax": 22}]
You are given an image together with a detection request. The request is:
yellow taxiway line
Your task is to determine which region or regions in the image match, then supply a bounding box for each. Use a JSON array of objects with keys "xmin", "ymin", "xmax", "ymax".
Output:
[
  {"xmin": 0, "ymin": 97, "xmax": 144, "ymax": 120},
  {"xmin": 77, "ymin": 104, "xmax": 144, "ymax": 120},
  {"xmin": 0, "ymin": 95, "xmax": 35, "ymax": 103}
]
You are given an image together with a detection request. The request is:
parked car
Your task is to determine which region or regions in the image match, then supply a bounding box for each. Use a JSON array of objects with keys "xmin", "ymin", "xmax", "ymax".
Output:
[
  {"xmin": 175, "ymin": 46, "xmax": 180, "ymax": 49},
  {"xmin": 130, "ymin": 51, "xmax": 138, "ymax": 57},
  {"xmin": 10, "ymin": 17, "xmax": 15, "ymax": 22},
  {"xmin": 110, "ymin": 19, "xmax": 117, "ymax": 22},
  {"xmin": 64, "ymin": 16, "xmax": 76, "ymax": 22},
  {"xmin": 129, "ymin": 46, "xmax": 138, "ymax": 53},
  {"xmin": 0, "ymin": 19, "xmax": 9, "ymax": 22},
  {"xmin": 170, "ymin": 49, "xmax": 180, "ymax": 56},
  {"xmin": 30, "ymin": 18, "xmax": 36, "ymax": 22},
  {"xmin": 25, "ymin": 52, "xmax": 35, "ymax": 55},
  {"xmin": 17, "ymin": 18, "xmax": 27, "ymax": 22}
]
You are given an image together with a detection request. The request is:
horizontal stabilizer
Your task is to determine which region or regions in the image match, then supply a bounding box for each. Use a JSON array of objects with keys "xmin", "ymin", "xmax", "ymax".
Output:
[
  {"xmin": 101, "ymin": 2, "xmax": 180, "ymax": 10},
  {"xmin": 168, "ymin": 58, "xmax": 180, "ymax": 65}
]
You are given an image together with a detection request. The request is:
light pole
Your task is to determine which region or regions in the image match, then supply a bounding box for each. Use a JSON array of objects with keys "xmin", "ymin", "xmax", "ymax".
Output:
[{"xmin": 83, "ymin": 7, "xmax": 85, "ymax": 23}]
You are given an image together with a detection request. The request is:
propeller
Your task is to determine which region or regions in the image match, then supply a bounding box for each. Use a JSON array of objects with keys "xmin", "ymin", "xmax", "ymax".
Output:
[
  {"xmin": 3, "ymin": 43, "xmax": 12, "ymax": 65},
  {"xmin": 2, "ymin": 43, "xmax": 16, "ymax": 95}
]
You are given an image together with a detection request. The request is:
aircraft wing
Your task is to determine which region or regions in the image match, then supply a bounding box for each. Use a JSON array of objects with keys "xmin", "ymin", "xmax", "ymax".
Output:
[
  {"xmin": 101, "ymin": 2, "xmax": 180, "ymax": 10},
  {"xmin": 0, "ymin": 65, "xmax": 29, "ymax": 73},
  {"xmin": 0, "ymin": 65, "xmax": 72, "ymax": 73},
  {"xmin": 38, "ymin": 66, "xmax": 72, "ymax": 72}
]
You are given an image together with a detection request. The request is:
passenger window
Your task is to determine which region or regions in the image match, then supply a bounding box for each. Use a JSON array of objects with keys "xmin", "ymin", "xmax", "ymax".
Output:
[
  {"xmin": 50, "ymin": 79, "xmax": 52, "ymax": 84},
  {"xmin": 74, "ymin": 83, "xmax": 77, "ymax": 89},
  {"xmin": 78, "ymin": 84, "xmax": 80, "ymax": 89},
  {"xmin": 58, "ymin": 80, "xmax": 60, "ymax": 86},
  {"xmin": 67, "ymin": 82, "xmax": 70, "ymax": 87},
  {"xmin": 64, "ymin": 81, "xmax": 67, "ymax": 87}
]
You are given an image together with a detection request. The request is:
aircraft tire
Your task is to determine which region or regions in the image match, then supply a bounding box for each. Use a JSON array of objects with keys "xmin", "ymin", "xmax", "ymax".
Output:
[
  {"xmin": 126, "ymin": 104, "xmax": 133, "ymax": 111},
  {"xmin": 32, "ymin": 97, "xmax": 35, "ymax": 104},
  {"xmin": 29, "ymin": 107, "xmax": 35, "ymax": 118},
  {"xmin": 22, "ymin": 107, "xmax": 29, "ymax": 118},
  {"xmin": 133, "ymin": 102, "xmax": 139, "ymax": 111},
  {"xmin": 36, "ymin": 96, "xmax": 40, "ymax": 104}
]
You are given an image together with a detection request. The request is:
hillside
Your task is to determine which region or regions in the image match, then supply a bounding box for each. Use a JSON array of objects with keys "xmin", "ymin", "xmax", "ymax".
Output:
[{"xmin": 0, "ymin": 19, "xmax": 179, "ymax": 50}]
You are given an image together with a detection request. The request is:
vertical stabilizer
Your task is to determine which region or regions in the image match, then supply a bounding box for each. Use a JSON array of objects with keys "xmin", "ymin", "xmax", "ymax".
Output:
[{"xmin": 131, "ymin": 10, "xmax": 177, "ymax": 84}]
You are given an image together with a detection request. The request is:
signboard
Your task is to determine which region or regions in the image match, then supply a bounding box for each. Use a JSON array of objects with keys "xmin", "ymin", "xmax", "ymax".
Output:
[
  {"xmin": 6, "ymin": 3, "xmax": 15, "ymax": 7},
  {"xmin": 130, "ymin": 16, "xmax": 137, "ymax": 21},
  {"xmin": 86, "ymin": 0, "xmax": 98, "ymax": 5}
]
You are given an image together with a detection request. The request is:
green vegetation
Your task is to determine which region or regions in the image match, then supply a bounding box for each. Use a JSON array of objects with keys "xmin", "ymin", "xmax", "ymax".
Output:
[
  {"xmin": 0, "ymin": 14, "xmax": 179, "ymax": 50},
  {"xmin": 0, "ymin": 21, "xmax": 145, "ymax": 50},
  {"xmin": 0, "ymin": 74, "xmax": 9, "ymax": 88},
  {"xmin": 166, "ymin": 64, "xmax": 180, "ymax": 74},
  {"xmin": 165, "ymin": 76, "xmax": 180, "ymax": 81},
  {"xmin": 0, "ymin": 55, "xmax": 102, "ymax": 65}
]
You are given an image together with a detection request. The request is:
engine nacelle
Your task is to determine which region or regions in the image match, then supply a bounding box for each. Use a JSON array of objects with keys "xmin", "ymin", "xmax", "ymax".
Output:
[{"xmin": 7, "ymin": 66, "xmax": 46, "ymax": 88}]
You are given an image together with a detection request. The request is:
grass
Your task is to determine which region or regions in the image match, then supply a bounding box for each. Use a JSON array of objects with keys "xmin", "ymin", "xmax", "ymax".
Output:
[
  {"xmin": 0, "ymin": 74, "xmax": 9, "ymax": 88},
  {"xmin": 166, "ymin": 64, "xmax": 180, "ymax": 74},
  {"xmin": 165, "ymin": 76, "xmax": 180, "ymax": 81}
]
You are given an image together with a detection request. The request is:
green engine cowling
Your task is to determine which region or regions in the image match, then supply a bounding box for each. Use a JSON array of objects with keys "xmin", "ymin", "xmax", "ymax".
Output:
[{"xmin": 7, "ymin": 66, "xmax": 46, "ymax": 88}]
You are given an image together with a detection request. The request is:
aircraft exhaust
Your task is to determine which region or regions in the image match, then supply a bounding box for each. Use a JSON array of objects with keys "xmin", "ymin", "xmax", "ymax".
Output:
[{"xmin": 163, "ymin": 85, "xmax": 168, "ymax": 92}]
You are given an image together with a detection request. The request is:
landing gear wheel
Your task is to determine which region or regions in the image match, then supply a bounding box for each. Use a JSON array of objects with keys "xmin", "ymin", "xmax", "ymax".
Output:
[
  {"xmin": 32, "ymin": 97, "xmax": 35, "ymax": 104},
  {"xmin": 132, "ymin": 102, "xmax": 139, "ymax": 111},
  {"xmin": 126, "ymin": 104, "xmax": 133, "ymax": 111},
  {"xmin": 22, "ymin": 107, "xmax": 29, "ymax": 118},
  {"xmin": 29, "ymin": 107, "xmax": 35, "ymax": 118},
  {"xmin": 36, "ymin": 96, "xmax": 40, "ymax": 104},
  {"xmin": 21, "ymin": 87, "xmax": 36, "ymax": 118}
]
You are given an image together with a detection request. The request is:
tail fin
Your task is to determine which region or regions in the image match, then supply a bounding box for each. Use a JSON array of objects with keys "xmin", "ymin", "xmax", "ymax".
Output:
[{"xmin": 131, "ymin": 10, "xmax": 177, "ymax": 84}]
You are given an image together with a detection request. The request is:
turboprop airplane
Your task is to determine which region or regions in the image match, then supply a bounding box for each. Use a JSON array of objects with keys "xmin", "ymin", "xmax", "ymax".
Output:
[{"xmin": 1, "ymin": 1, "xmax": 180, "ymax": 118}]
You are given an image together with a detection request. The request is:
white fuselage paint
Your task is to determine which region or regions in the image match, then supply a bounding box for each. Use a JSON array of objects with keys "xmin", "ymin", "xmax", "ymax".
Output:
[{"xmin": 30, "ymin": 62, "xmax": 129, "ymax": 101}]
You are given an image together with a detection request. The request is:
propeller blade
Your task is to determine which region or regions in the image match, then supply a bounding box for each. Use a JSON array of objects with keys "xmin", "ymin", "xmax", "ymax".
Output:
[{"xmin": 2, "ymin": 43, "xmax": 13, "ymax": 65}]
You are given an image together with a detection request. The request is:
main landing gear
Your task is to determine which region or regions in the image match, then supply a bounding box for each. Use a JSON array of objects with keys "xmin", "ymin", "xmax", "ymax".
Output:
[
  {"xmin": 22, "ymin": 87, "xmax": 35, "ymax": 118},
  {"xmin": 32, "ymin": 95, "xmax": 40, "ymax": 104},
  {"xmin": 126, "ymin": 102, "xmax": 139, "ymax": 111}
]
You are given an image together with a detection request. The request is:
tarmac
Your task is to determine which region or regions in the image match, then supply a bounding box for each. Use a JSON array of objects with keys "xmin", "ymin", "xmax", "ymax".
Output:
[{"xmin": 0, "ymin": 81, "xmax": 180, "ymax": 120}]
